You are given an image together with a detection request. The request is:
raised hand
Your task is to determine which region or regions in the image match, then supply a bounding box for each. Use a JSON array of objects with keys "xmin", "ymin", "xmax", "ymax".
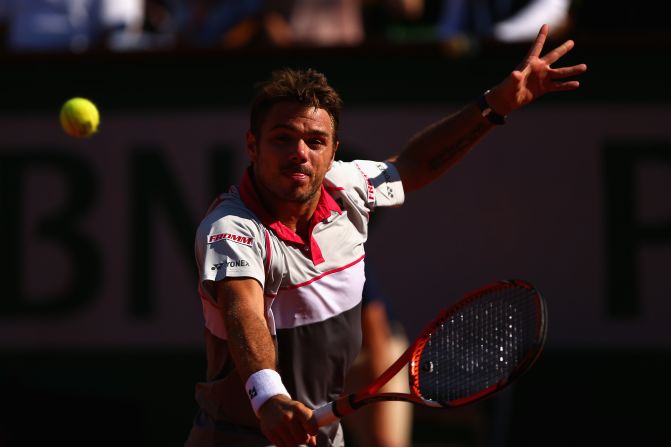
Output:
[{"xmin": 488, "ymin": 24, "xmax": 588, "ymax": 115}]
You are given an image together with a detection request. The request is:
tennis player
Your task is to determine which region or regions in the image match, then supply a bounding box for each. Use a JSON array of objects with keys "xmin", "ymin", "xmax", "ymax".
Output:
[{"xmin": 185, "ymin": 24, "xmax": 586, "ymax": 447}]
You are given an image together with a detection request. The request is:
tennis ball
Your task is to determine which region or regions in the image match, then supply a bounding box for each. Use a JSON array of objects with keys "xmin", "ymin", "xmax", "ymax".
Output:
[{"xmin": 60, "ymin": 97, "xmax": 100, "ymax": 138}]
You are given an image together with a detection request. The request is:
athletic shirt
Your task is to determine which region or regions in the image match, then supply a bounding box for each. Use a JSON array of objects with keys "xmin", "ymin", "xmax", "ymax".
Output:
[{"xmin": 192, "ymin": 160, "xmax": 405, "ymax": 446}]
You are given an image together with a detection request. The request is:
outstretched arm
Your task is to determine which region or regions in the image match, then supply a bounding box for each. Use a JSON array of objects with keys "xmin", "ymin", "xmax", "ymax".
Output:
[
  {"xmin": 388, "ymin": 24, "xmax": 587, "ymax": 192},
  {"xmin": 216, "ymin": 278, "xmax": 317, "ymax": 446}
]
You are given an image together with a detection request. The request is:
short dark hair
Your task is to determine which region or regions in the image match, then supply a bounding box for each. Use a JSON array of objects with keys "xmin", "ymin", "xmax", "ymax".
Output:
[{"xmin": 249, "ymin": 68, "xmax": 343, "ymax": 137}]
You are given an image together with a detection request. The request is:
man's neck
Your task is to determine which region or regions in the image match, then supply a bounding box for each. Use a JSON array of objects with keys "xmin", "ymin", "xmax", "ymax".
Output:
[
  {"xmin": 276, "ymin": 202, "xmax": 318, "ymax": 240},
  {"xmin": 253, "ymin": 179, "xmax": 320, "ymax": 240}
]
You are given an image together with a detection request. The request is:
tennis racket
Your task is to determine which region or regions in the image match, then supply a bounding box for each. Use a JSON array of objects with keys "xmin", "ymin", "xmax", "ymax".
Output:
[{"xmin": 313, "ymin": 279, "xmax": 547, "ymax": 427}]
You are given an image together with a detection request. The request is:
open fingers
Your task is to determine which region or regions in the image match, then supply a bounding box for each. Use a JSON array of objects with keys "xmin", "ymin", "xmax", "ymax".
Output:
[
  {"xmin": 551, "ymin": 80, "xmax": 581, "ymax": 92},
  {"xmin": 547, "ymin": 63, "xmax": 587, "ymax": 92},
  {"xmin": 550, "ymin": 64, "xmax": 588, "ymax": 80},
  {"xmin": 542, "ymin": 39, "xmax": 575, "ymax": 65},
  {"xmin": 525, "ymin": 24, "xmax": 549, "ymax": 60}
]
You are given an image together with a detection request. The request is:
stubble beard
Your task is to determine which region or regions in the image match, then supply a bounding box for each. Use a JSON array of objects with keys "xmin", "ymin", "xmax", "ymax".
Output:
[
  {"xmin": 255, "ymin": 170, "xmax": 323, "ymax": 205},
  {"xmin": 283, "ymin": 177, "xmax": 322, "ymax": 204}
]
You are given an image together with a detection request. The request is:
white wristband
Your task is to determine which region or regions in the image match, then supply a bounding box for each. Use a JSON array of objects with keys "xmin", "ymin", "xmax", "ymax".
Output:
[{"xmin": 245, "ymin": 369, "xmax": 291, "ymax": 417}]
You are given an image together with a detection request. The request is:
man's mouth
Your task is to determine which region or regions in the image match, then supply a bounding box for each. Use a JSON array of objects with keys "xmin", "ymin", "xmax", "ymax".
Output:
[{"xmin": 282, "ymin": 167, "xmax": 312, "ymax": 178}]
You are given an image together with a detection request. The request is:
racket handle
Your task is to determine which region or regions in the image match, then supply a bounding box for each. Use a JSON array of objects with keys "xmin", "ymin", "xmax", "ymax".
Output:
[
  {"xmin": 312, "ymin": 402, "xmax": 339, "ymax": 427},
  {"xmin": 313, "ymin": 394, "xmax": 359, "ymax": 427}
]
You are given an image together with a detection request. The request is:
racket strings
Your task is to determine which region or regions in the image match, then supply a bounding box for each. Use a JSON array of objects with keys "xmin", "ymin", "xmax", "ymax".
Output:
[{"xmin": 416, "ymin": 286, "xmax": 541, "ymax": 404}]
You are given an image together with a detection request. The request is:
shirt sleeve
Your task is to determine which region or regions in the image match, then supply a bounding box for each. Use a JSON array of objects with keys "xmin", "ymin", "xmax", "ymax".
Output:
[
  {"xmin": 352, "ymin": 160, "xmax": 405, "ymax": 208},
  {"xmin": 195, "ymin": 213, "xmax": 267, "ymax": 302}
]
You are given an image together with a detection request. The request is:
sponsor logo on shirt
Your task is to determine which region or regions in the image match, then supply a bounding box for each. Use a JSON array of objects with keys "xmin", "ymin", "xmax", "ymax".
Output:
[
  {"xmin": 211, "ymin": 260, "xmax": 250, "ymax": 270},
  {"xmin": 355, "ymin": 162, "xmax": 376, "ymax": 202},
  {"xmin": 208, "ymin": 232, "xmax": 254, "ymax": 246},
  {"xmin": 376, "ymin": 163, "xmax": 395, "ymax": 198}
]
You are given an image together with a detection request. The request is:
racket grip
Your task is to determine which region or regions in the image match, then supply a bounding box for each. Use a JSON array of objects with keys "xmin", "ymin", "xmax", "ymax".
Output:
[{"xmin": 312, "ymin": 402, "xmax": 339, "ymax": 427}]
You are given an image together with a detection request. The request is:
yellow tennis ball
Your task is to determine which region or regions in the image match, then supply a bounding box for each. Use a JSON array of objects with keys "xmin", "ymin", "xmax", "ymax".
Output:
[{"xmin": 60, "ymin": 97, "xmax": 100, "ymax": 138}]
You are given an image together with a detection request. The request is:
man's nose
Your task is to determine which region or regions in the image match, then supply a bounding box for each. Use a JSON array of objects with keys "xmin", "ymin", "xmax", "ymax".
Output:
[{"xmin": 289, "ymin": 139, "xmax": 309, "ymax": 161}]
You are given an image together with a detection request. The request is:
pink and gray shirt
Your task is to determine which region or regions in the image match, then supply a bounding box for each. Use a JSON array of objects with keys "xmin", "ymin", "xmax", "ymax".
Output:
[{"xmin": 191, "ymin": 160, "xmax": 405, "ymax": 446}]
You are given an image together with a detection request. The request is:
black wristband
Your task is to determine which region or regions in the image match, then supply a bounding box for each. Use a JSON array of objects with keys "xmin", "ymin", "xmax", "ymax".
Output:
[{"xmin": 476, "ymin": 90, "xmax": 506, "ymax": 125}]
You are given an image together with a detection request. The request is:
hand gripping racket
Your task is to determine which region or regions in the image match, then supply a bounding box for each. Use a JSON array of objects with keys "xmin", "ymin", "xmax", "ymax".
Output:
[{"xmin": 313, "ymin": 279, "xmax": 547, "ymax": 427}]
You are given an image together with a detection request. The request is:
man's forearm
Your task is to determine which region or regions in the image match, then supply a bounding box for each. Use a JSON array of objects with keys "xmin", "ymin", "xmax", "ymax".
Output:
[
  {"xmin": 216, "ymin": 278, "xmax": 278, "ymax": 379},
  {"xmin": 225, "ymin": 306, "xmax": 278, "ymax": 378},
  {"xmin": 390, "ymin": 102, "xmax": 494, "ymax": 192}
]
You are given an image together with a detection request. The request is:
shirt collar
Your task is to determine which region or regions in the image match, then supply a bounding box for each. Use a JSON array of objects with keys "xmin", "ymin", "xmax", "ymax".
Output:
[{"xmin": 238, "ymin": 167, "xmax": 342, "ymax": 263}]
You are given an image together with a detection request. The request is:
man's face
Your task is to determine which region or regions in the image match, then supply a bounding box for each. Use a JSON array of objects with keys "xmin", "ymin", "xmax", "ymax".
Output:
[{"xmin": 247, "ymin": 101, "xmax": 338, "ymax": 206}]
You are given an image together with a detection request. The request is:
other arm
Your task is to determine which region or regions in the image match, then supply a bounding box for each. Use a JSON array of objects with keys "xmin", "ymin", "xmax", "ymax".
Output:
[{"xmin": 388, "ymin": 24, "xmax": 587, "ymax": 192}]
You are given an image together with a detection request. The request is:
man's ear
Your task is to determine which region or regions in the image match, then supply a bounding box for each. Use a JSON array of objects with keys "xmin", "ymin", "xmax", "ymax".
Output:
[{"xmin": 246, "ymin": 130, "xmax": 257, "ymax": 162}]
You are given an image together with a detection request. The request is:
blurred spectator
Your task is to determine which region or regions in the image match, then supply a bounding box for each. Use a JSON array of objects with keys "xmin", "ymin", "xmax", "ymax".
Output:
[
  {"xmin": 366, "ymin": 0, "xmax": 573, "ymax": 56},
  {"xmin": 172, "ymin": 0, "xmax": 574, "ymax": 51},
  {"xmin": 140, "ymin": 0, "xmax": 182, "ymax": 49},
  {"xmin": 179, "ymin": 0, "xmax": 265, "ymax": 48},
  {"xmin": 174, "ymin": 0, "xmax": 425, "ymax": 50},
  {"xmin": 436, "ymin": 0, "xmax": 572, "ymax": 42},
  {"xmin": 0, "ymin": 0, "xmax": 145, "ymax": 53},
  {"xmin": 436, "ymin": 0, "xmax": 495, "ymax": 40},
  {"xmin": 492, "ymin": 0, "xmax": 572, "ymax": 42},
  {"xmin": 363, "ymin": 0, "xmax": 436, "ymax": 44},
  {"xmin": 262, "ymin": 0, "xmax": 425, "ymax": 48},
  {"xmin": 263, "ymin": 0, "xmax": 366, "ymax": 47},
  {"xmin": 0, "ymin": 0, "xmax": 577, "ymax": 54}
]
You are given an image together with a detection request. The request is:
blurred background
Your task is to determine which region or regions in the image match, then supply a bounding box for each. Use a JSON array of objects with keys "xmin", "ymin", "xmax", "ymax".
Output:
[{"xmin": 1, "ymin": 1, "xmax": 670, "ymax": 446}]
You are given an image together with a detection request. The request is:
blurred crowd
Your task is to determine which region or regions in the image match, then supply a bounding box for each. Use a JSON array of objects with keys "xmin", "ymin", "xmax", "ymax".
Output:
[{"xmin": 0, "ymin": 0, "xmax": 580, "ymax": 54}]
